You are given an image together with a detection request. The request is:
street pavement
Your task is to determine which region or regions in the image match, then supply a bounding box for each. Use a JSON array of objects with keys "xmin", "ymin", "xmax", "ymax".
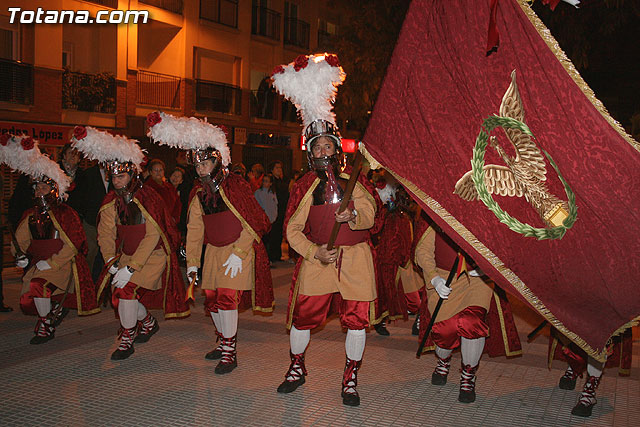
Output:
[{"xmin": 0, "ymin": 263, "xmax": 638, "ymax": 427}]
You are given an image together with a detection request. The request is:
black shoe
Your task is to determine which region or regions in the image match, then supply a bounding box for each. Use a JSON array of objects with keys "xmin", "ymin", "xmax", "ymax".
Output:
[
  {"xmin": 30, "ymin": 333, "xmax": 55, "ymax": 345},
  {"xmin": 341, "ymin": 390, "xmax": 360, "ymax": 407},
  {"xmin": 559, "ymin": 375, "xmax": 577, "ymax": 390},
  {"xmin": 571, "ymin": 402, "xmax": 594, "ymax": 417},
  {"xmin": 205, "ymin": 347, "xmax": 223, "ymax": 360},
  {"xmin": 0, "ymin": 304, "xmax": 13, "ymax": 313},
  {"xmin": 458, "ymin": 389, "xmax": 476, "ymax": 403},
  {"xmin": 374, "ymin": 322, "xmax": 390, "ymax": 336},
  {"xmin": 411, "ymin": 317, "xmax": 420, "ymax": 336},
  {"xmin": 134, "ymin": 322, "xmax": 159, "ymax": 343},
  {"xmin": 431, "ymin": 371, "xmax": 447, "ymax": 385},
  {"xmin": 214, "ymin": 360, "xmax": 237, "ymax": 374},
  {"xmin": 277, "ymin": 376, "xmax": 305, "ymax": 393},
  {"xmin": 111, "ymin": 345, "xmax": 135, "ymax": 360}
]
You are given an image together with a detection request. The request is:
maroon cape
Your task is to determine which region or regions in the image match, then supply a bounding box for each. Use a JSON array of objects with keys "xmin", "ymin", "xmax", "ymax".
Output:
[
  {"xmin": 96, "ymin": 184, "xmax": 189, "ymax": 318},
  {"xmin": 20, "ymin": 204, "xmax": 100, "ymax": 316},
  {"xmin": 283, "ymin": 167, "xmax": 384, "ymax": 328},
  {"xmin": 189, "ymin": 173, "xmax": 274, "ymax": 311},
  {"xmin": 414, "ymin": 212, "xmax": 522, "ymax": 357},
  {"xmin": 362, "ymin": 0, "xmax": 640, "ymax": 361},
  {"xmin": 145, "ymin": 178, "xmax": 181, "ymax": 226}
]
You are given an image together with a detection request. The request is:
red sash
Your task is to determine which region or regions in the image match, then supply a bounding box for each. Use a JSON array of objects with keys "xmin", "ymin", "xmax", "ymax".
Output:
[
  {"xmin": 117, "ymin": 224, "xmax": 147, "ymax": 256},
  {"xmin": 27, "ymin": 239, "xmax": 64, "ymax": 262},
  {"xmin": 305, "ymin": 202, "xmax": 368, "ymax": 246},
  {"xmin": 203, "ymin": 210, "xmax": 243, "ymax": 247}
]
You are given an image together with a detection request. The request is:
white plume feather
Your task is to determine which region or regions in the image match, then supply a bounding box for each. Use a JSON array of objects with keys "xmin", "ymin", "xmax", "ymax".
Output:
[
  {"xmin": 0, "ymin": 134, "xmax": 71, "ymax": 197},
  {"xmin": 376, "ymin": 183, "xmax": 397, "ymax": 206},
  {"xmin": 271, "ymin": 54, "xmax": 345, "ymax": 129},
  {"xmin": 72, "ymin": 126, "xmax": 145, "ymax": 171},
  {"xmin": 146, "ymin": 112, "xmax": 231, "ymax": 166}
]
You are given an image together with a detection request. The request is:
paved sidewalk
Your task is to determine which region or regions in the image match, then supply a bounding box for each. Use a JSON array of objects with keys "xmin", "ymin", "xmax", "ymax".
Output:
[{"xmin": 0, "ymin": 264, "xmax": 638, "ymax": 427}]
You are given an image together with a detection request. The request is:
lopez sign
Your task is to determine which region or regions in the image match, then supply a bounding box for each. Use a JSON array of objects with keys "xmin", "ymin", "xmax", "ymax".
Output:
[{"xmin": 0, "ymin": 121, "xmax": 72, "ymax": 146}]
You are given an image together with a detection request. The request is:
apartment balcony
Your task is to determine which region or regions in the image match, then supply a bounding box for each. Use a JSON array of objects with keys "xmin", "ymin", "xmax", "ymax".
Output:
[
  {"xmin": 200, "ymin": 0, "xmax": 238, "ymax": 28},
  {"xmin": 62, "ymin": 70, "xmax": 116, "ymax": 114},
  {"xmin": 139, "ymin": 0, "xmax": 183, "ymax": 14},
  {"xmin": 195, "ymin": 79, "xmax": 241, "ymax": 115},
  {"xmin": 252, "ymin": 6, "xmax": 280, "ymax": 41},
  {"xmin": 281, "ymin": 98, "xmax": 298, "ymax": 123},
  {"xmin": 137, "ymin": 70, "xmax": 181, "ymax": 109},
  {"xmin": 0, "ymin": 59, "xmax": 33, "ymax": 105},
  {"xmin": 250, "ymin": 89, "xmax": 278, "ymax": 120},
  {"xmin": 284, "ymin": 17, "xmax": 310, "ymax": 49}
]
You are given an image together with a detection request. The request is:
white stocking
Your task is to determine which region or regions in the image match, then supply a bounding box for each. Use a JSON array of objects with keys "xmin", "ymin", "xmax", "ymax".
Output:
[
  {"xmin": 218, "ymin": 309, "xmax": 238, "ymax": 338},
  {"xmin": 136, "ymin": 301, "xmax": 148, "ymax": 321},
  {"xmin": 34, "ymin": 297, "xmax": 51, "ymax": 318},
  {"xmin": 290, "ymin": 326, "xmax": 310, "ymax": 355},
  {"xmin": 118, "ymin": 299, "xmax": 138, "ymax": 329},
  {"xmin": 586, "ymin": 357, "xmax": 604, "ymax": 377},
  {"xmin": 210, "ymin": 311, "xmax": 222, "ymax": 332},
  {"xmin": 345, "ymin": 329, "xmax": 366, "ymax": 361},
  {"xmin": 461, "ymin": 336, "xmax": 486, "ymax": 367},
  {"xmin": 435, "ymin": 346, "xmax": 453, "ymax": 360}
]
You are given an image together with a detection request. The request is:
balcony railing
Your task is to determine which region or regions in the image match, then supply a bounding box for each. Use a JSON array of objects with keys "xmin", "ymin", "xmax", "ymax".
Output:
[
  {"xmin": 195, "ymin": 79, "xmax": 241, "ymax": 115},
  {"xmin": 284, "ymin": 17, "xmax": 310, "ymax": 49},
  {"xmin": 318, "ymin": 30, "xmax": 334, "ymax": 47},
  {"xmin": 250, "ymin": 89, "xmax": 277, "ymax": 120},
  {"xmin": 137, "ymin": 70, "xmax": 181, "ymax": 109},
  {"xmin": 86, "ymin": 0, "xmax": 118, "ymax": 8},
  {"xmin": 281, "ymin": 99, "xmax": 298, "ymax": 123},
  {"xmin": 62, "ymin": 70, "xmax": 116, "ymax": 114},
  {"xmin": 200, "ymin": 0, "xmax": 238, "ymax": 28},
  {"xmin": 252, "ymin": 6, "xmax": 280, "ymax": 40},
  {"xmin": 139, "ymin": 0, "xmax": 183, "ymax": 14},
  {"xmin": 0, "ymin": 59, "xmax": 33, "ymax": 105}
]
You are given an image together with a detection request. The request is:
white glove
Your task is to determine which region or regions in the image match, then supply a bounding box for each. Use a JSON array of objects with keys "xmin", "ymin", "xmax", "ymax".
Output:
[
  {"xmin": 431, "ymin": 276, "xmax": 451, "ymax": 299},
  {"xmin": 468, "ymin": 268, "xmax": 483, "ymax": 277},
  {"xmin": 222, "ymin": 253, "xmax": 242, "ymax": 279},
  {"xmin": 107, "ymin": 257, "xmax": 119, "ymax": 275},
  {"xmin": 36, "ymin": 260, "xmax": 51, "ymax": 271},
  {"xmin": 16, "ymin": 256, "xmax": 29, "ymax": 268},
  {"xmin": 112, "ymin": 266, "xmax": 133, "ymax": 289},
  {"xmin": 187, "ymin": 266, "xmax": 198, "ymax": 282}
]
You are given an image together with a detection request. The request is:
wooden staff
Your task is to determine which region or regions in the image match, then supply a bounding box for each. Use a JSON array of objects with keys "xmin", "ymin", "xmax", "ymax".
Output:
[{"xmin": 326, "ymin": 151, "xmax": 364, "ymax": 251}]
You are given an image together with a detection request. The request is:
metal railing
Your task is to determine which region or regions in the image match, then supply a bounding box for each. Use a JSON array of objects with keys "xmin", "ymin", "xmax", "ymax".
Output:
[
  {"xmin": 252, "ymin": 5, "xmax": 280, "ymax": 40},
  {"xmin": 284, "ymin": 17, "xmax": 309, "ymax": 49},
  {"xmin": 200, "ymin": 0, "xmax": 238, "ymax": 28},
  {"xmin": 0, "ymin": 59, "xmax": 33, "ymax": 105},
  {"xmin": 250, "ymin": 89, "xmax": 277, "ymax": 120},
  {"xmin": 139, "ymin": 0, "xmax": 183, "ymax": 14},
  {"xmin": 62, "ymin": 70, "xmax": 116, "ymax": 113},
  {"xmin": 195, "ymin": 79, "xmax": 241, "ymax": 115},
  {"xmin": 281, "ymin": 98, "xmax": 298, "ymax": 123},
  {"xmin": 137, "ymin": 70, "xmax": 181, "ymax": 109},
  {"xmin": 86, "ymin": 0, "xmax": 118, "ymax": 8}
]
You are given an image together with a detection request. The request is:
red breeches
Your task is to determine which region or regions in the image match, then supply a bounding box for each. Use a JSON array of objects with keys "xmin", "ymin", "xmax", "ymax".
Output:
[
  {"xmin": 431, "ymin": 306, "xmax": 489, "ymax": 350},
  {"xmin": 20, "ymin": 278, "xmax": 53, "ymax": 312},
  {"xmin": 404, "ymin": 290, "xmax": 424, "ymax": 314},
  {"xmin": 112, "ymin": 282, "xmax": 150, "ymax": 309},
  {"xmin": 204, "ymin": 288, "xmax": 243, "ymax": 312},
  {"xmin": 292, "ymin": 293, "xmax": 369, "ymax": 330}
]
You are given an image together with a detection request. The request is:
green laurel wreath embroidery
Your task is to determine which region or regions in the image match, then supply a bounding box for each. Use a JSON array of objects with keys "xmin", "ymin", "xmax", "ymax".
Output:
[{"xmin": 471, "ymin": 115, "xmax": 577, "ymax": 240}]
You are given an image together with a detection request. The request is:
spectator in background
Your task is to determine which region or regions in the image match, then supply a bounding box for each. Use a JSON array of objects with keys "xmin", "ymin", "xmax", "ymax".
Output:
[
  {"xmin": 176, "ymin": 150, "xmax": 196, "ymax": 236},
  {"xmin": 254, "ymin": 174, "xmax": 278, "ymax": 265},
  {"xmin": 231, "ymin": 162, "xmax": 247, "ymax": 180},
  {"xmin": 145, "ymin": 159, "xmax": 181, "ymax": 226},
  {"xmin": 169, "ymin": 167, "xmax": 185, "ymax": 191},
  {"xmin": 248, "ymin": 163, "xmax": 264, "ymax": 193},
  {"xmin": 289, "ymin": 169, "xmax": 302, "ymax": 193},
  {"xmin": 269, "ymin": 160, "xmax": 289, "ymax": 262}
]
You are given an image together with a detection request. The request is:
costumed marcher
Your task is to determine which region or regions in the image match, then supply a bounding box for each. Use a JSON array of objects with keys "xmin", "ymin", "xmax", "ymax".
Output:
[
  {"xmin": 0, "ymin": 133, "xmax": 100, "ymax": 343},
  {"xmin": 146, "ymin": 111, "xmax": 274, "ymax": 374},
  {"xmin": 72, "ymin": 126, "xmax": 190, "ymax": 360},
  {"xmin": 548, "ymin": 327, "xmax": 633, "ymax": 417},
  {"xmin": 414, "ymin": 210, "xmax": 521, "ymax": 403},
  {"xmin": 272, "ymin": 53, "xmax": 383, "ymax": 406}
]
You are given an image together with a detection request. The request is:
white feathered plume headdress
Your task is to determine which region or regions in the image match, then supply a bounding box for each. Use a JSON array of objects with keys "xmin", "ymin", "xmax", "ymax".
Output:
[
  {"xmin": 146, "ymin": 111, "xmax": 231, "ymax": 166},
  {"xmin": 0, "ymin": 133, "xmax": 71, "ymax": 197},
  {"xmin": 271, "ymin": 53, "xmax": 346, "ymax": 130},
  {"xmin": 71, "ymin": 126, "xmax": 145, "ymax": 171}
]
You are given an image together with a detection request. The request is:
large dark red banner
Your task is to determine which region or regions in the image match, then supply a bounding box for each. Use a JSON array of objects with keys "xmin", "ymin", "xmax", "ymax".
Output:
[{"xmin": 363, "ymin": 0, "xmax": 639, "ymax": 360}]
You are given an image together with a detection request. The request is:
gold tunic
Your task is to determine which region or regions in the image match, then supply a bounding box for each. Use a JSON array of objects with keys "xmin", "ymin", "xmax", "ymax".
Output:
[
  {"xmin": 398, "ymin": 260, "xmax": 424, "ymax": 294},
  {"xmin": 414, "ymin": 226, "xmax": 493, "ymax": 321},
  {"xmin": 287, "ymin": 179, "xmax": 377, "ymax": 301},
  {"xmin": 14, "ymin": 212, "xmax": 76, "ymax": 295},
  {"xmin": 97, "ymin": 200, "xmax": 165, "ymax": 291},
  {"xmin": 185, "ymin": 193, "xmax": 256, "ymax": 291}
]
